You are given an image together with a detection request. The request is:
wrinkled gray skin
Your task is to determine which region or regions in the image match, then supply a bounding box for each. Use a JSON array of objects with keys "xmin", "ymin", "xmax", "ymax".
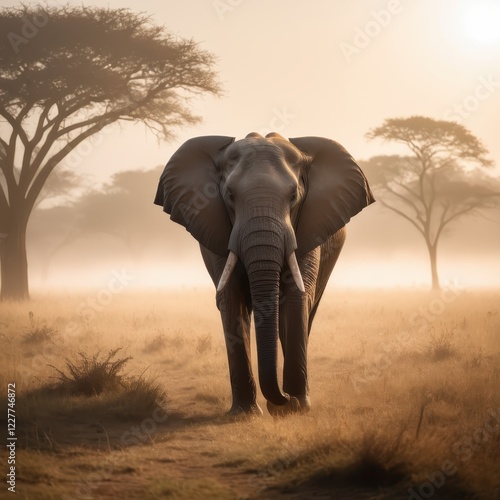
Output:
[{"xmin": 155, "ymin": 132, "xmax": 374, "ymax": 416}]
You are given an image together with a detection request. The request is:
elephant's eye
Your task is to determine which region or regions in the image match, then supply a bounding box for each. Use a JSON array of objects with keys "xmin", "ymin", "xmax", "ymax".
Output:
[
  {"xmin": 228, "ymin": 192, "xmax": 235, "ymax": 202},
  {"xmin": 290, "ymin": 191, "xmax": 298, "ymax": 203}
]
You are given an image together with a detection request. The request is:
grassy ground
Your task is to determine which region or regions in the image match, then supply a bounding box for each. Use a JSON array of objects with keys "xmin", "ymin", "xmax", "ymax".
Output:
[{"xmin": 0, "ymin": 287, "xmax": 499, "ymax": 499}]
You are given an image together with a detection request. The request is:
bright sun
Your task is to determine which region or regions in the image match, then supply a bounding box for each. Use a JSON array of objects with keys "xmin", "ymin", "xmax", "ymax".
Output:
[{"xmin": 462, "ymin": 1, "xmax": 500, "ymax": 44}]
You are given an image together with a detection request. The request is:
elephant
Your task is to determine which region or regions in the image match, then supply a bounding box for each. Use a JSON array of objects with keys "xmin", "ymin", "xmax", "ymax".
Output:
[{"xmin": 154, "ymin": 132, "xmax": 374, "ymax": 416}]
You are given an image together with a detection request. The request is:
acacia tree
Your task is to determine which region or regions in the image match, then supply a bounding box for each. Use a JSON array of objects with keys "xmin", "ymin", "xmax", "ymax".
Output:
[
  {"xmin": 365, "ymin": 116, "xmax": 499, "ymax": 290},
  {"xmin": 0, "ymin": 5, "xmax": 220, "ymax": 300}
]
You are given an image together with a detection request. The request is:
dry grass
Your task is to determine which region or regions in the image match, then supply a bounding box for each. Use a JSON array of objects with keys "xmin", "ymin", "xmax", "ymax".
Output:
[
  {"xmin": 427, "ymin": 326, "xmax": 456, "ymax": 361},
  {"xmin": 0, "ymin": 288, "xmax": 498, "ymax": 498},
  {"xmin": 48, "ymin": 348, "xmax": 132, "ymax": 396},
  {"xmin": 21, "ymin": 311, "xmax": 58, "ymax": 344}
]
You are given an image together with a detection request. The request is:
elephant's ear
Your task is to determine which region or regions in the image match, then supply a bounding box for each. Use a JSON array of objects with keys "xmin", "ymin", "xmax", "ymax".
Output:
[
  {"xmin": 289, "ymin": 137, "xmax": 375, "ymax": 256},
  {"xmin": 154, "ymin": 135, "xmax": 235, "ymax": 256}
]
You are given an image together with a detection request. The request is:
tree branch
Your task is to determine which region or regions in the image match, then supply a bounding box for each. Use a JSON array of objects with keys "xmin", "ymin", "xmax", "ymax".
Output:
[
  {"xmin": 393, "ymin": 180, "xmax": 421, "ymax": 201},
  {"xmin": 31, "ymin": 100, "xmax": 58, "ymax": 146},
  {"xmin": 418, "ymin": 161, "xmax": 430, "ymax": 221},
  {"xmin": 0, "ymin": 148, "xmax": 17, "ymax": 196},
  {"xmin": 0, "ymin": 105, "xmax": 31, "ymax": 148},
  {"xmin": 432, "ymin": 204, "xmax": 450, "ymax": 247},
  {"xmin": 18, "ymin": 101, "xmax": 59, "ymax": 191},
  {"xmin": 378, "ymin": 199, "xmax": 425, "ymax": 236},
  {"xmin": 0, "ymin": 182, "xmax": 9, "ymax": 213},
  {"xmin": 442, "ymin": 204, "xmax": 481, "ymax": 228},
  {"xmin": 25, "ymin": 118, "xmax": 115, "ymax": 215},
  {"xmin": 0, "ymin": 137, "xmax": 8, "ymax": 158},
  {"xmin": 426, "ymin": 171, "xmax": 437, "ymax": 236},
  {"xmin": 18, "ymin": 118, "xmax": 64, "ymax": 195},
  {"xmin": 384, "ymin": 184, "xmax": 425, "ymax": 223},
  {"xmin": 407, "ymin": 139, "xmax": 425, "ymax": 163},
  {"xmin": 55, "ymin": 84, "xmax": 168, "ymax": 139}
]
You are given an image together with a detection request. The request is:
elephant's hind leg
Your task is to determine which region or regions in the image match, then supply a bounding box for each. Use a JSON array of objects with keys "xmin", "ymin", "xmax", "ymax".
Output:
[{"xmin": 308, "ymin": 227, "xmax": 347, "ymax": 332}]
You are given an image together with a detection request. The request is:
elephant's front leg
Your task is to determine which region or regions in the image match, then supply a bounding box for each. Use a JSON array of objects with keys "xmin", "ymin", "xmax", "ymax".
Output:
[
  {"xmin": 277, "ymin": 249, "xmax": 321, "ymax": 413},
  {"xmin": 217, "ymin": 286, "xmax": 262, "ymax": 415},
  {"xmin": 217, "ymin": 287, "xmax": 262, "ymax": 416},
  {"xmin": 279, "ymin": 293, "xmax": 311, "ymax": 413},
  {"xmin": 200, "ymin": 245, "xmax": 261, "ymax": 416}
]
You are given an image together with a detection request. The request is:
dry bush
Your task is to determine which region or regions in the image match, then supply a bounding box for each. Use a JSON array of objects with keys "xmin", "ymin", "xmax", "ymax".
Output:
[
  {"xmin": 22, "ymin": 325, "xmax": 57, "ymax": 344},
  {"xmin": 142, "ymin": 332, "xmax": 168, "ymax": 354},
  {"xmin": 22, "ymin": 311, "xmax": 58, "ymax": 344},
  {"xmin": 464, "ymin": 347, "xmax": 491, "ymax": 370},
  {"xmin": 275, "ymin": 429, "xmax": 411, "ymax": 490},
  {"xmin": 17, "ymin": 374, "xmax": 167, "ymax": 432},
  {"xmin": 196, "ymin": 333, "xmax": 213, "ymax": 354},
  {"xmin": 48, "ymin": 348, "xmax": 132, "ymax": 396},
  {"xmin": 168, "ymin": 332, "xmax": 186, "ymax": 349},
  {"xmin": 427, "ymin": 326, "xmax": 456, "ymax": 361},
  {"xmin": 119, "ymin": 376, "xmax": 167, "ymax": 418},
  {"xmin": 42, "ymin": 348, "xmax": 167, "ymax": 417}
]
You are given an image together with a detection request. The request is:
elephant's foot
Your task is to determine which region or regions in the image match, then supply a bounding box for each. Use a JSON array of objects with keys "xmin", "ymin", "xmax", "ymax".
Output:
[
  {"xmin": 266, "ymin": 396, "xmax": 300, "ymax": 417},
  {"xmin": 296, "ymin": 395, "xmax": 311, "ymax": 413},
  {"xmin": 266, "ymin": 395, "xmax": 310, "ymax": 417},
  {"xmin": 228, "ymin": 403, "xmax": 263, "ymax": 418}
]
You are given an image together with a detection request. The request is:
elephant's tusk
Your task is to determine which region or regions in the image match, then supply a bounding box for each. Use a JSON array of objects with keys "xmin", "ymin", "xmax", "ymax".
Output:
[
  {"xmin": 288, "ymin": 251, "xmax": 305, "ymax": 293},
  {"xmin": 217, "ymin": 251, "xmax": 238, "ymax": 292}
]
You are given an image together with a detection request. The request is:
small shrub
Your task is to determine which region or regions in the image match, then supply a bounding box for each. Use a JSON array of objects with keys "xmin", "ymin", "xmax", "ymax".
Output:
[
  {"xmin": 22, "ymin": 325, "xmax": 57, "ymax": 344},
  {"xmin": 427, "ymin": 327, "xmax": 455, "ymax": 361},
  {"xmin": 49, "ymin": 348, "xmax": 132, "ymax": 396},
  {"xmin": 22, "ymin": 312, "xmax": 57, "ymax": 344},
  {"xmin": 169, "ymin": 332, "xmax": 185, "ymax": 349},
  {"xmin": 119, "ymin": 377, "xmax": 167, "ymax": 418},
  {"xmin": 196, "ymin": 334, "xmax": 213, "ymax": 354},
  {"xmin": 464, "ymin": 347, "xmax": 490, "ymax": 370},
  {"xmin": 19, "ymin": 359, "xmax": 167, "ymax": 427},
  {"xmin": 143, "ymin": 332, "xmax": 167, "ymax": 354},
  {"xmin": 265, "ymin": 429, "xmax": 409, "ymax": 494}
]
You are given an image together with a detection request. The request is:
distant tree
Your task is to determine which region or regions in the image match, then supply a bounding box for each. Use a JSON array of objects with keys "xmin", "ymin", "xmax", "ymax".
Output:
[
  {"xmin": 29, "ymin": 167, "xmax": 172, "ymax": 283},
  {"xmin": 29, "ymin": 204, "xmax": 80, "ymax": 286},
  {"xmin": 60, "ymin": 168, "xmax": 167, "ymax": 262},
  {"xmin": 365, "ymin": 116, "xmax": 500, "ymax": 290},
  {"xmin": 0, "ymin": 5, "xmax": 221, "ymax": 300}
]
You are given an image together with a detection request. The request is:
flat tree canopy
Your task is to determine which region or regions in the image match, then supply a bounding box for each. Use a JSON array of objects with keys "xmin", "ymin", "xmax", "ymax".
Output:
[
  {"xmin": 365, "ymin": 116, "xmax": 499, "ymax": 289},
  {"xmin": 0, "ymin": 5, "xmax": 221, "ymax": 300}
]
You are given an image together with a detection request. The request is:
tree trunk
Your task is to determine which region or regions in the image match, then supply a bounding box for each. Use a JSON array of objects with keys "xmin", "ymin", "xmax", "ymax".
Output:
[
  {"xmin": 1, "ymin": 216, "xmax": 30, "ymax": 301},
  {"xmin": 428, "ymin": 243, "xmax": 440, "ymax": 291}
]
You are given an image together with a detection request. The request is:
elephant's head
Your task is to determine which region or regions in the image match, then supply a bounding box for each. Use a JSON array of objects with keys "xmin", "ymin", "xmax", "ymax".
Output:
[{"xmin": 154, "ymin": 132, "xmax": 374, "ymax": 407}]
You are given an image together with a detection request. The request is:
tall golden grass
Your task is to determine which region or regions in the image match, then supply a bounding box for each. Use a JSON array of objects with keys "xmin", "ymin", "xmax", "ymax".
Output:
[{"xmin": 0, "ymin": 287, "xmax": 498, "ymax": 498}]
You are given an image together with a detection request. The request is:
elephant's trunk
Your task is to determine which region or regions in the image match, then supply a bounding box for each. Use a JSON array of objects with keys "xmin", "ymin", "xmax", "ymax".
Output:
[
  {"xmin": 249, "ymin": 265, "xmax": 289, "ymax": 406},
  {"xmin": 239, "ymin": 216, "xmax": 290, "ymax": 406}
]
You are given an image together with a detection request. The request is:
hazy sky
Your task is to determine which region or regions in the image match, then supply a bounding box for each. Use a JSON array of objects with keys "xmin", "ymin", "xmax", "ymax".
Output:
[
  {"xmin": 2, "ymin": 0, "xmax": 498, "ymax": 180},
  {"xmin": 2, "ymin": 0, "xmax": 499, "ymax": 288}
]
